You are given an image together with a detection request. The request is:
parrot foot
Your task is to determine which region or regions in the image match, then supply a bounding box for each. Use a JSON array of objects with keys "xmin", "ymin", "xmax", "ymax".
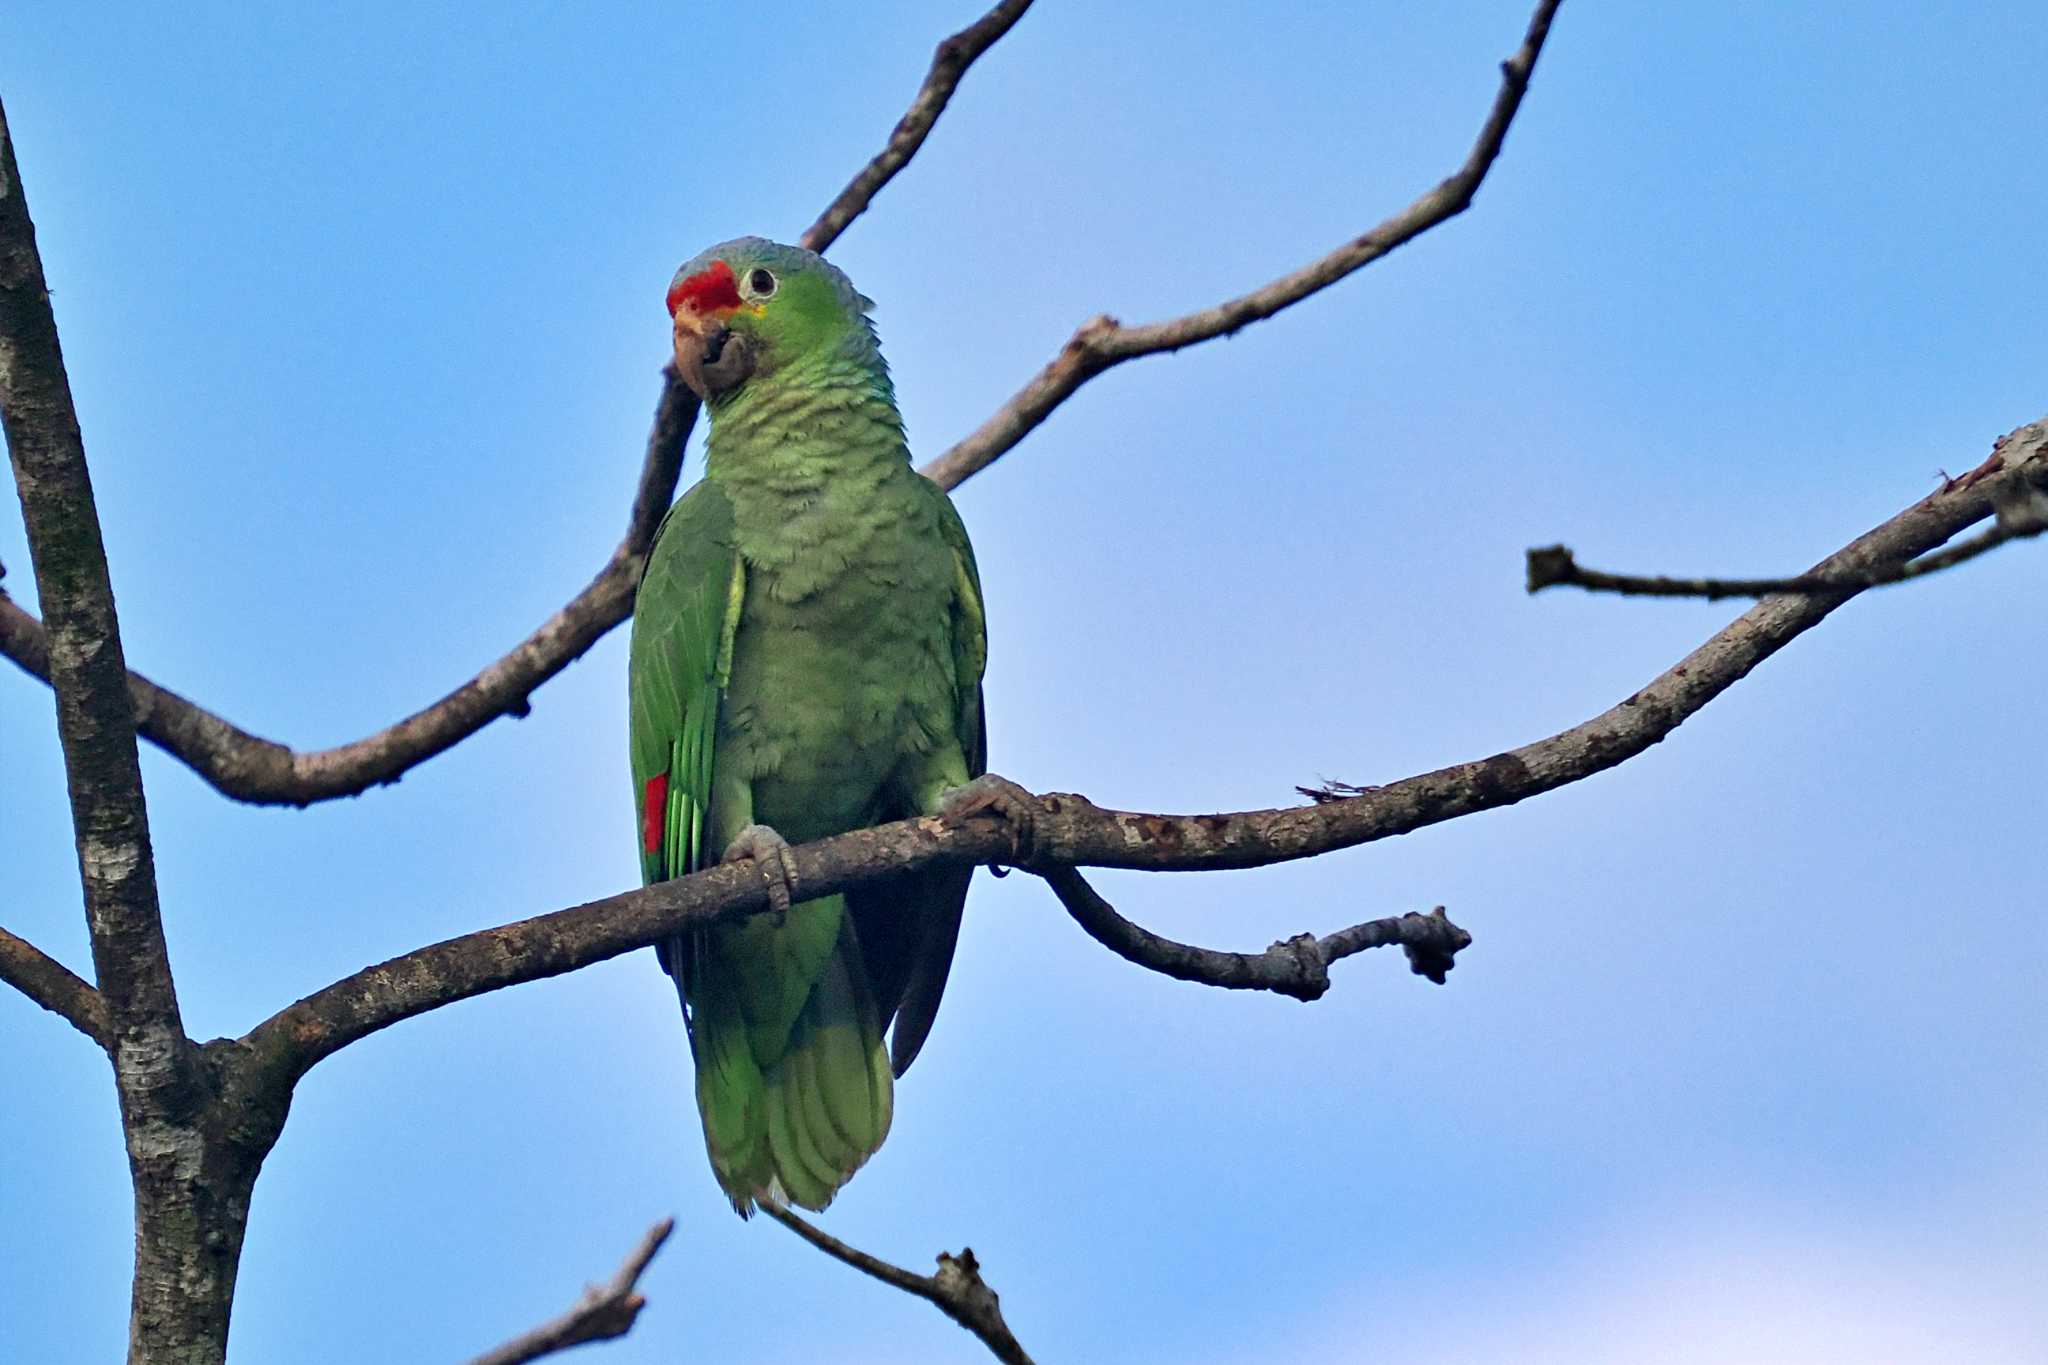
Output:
[
  {"xmin": 723, "ymin": 823, "xmax": 800, "ymax": 921},
  {"xmin": 938, "ymin": 773, "xmax": 1040, "ymax": 866}
]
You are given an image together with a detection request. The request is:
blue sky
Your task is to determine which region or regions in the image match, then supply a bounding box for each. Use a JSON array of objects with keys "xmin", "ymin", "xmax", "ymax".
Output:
[{"xmin": 3, "ymin": 3, "xmax": 2043, "ymax": 1361}]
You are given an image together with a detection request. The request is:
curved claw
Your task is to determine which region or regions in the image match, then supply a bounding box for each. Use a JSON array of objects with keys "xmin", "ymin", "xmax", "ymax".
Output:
[
  {"xmin": 938, "ymin": 773, "xmax": 1040, "ymax": 866},
  {"xmin": 722, "ymin": 823, "xmax": 799, "ymax": 920}
]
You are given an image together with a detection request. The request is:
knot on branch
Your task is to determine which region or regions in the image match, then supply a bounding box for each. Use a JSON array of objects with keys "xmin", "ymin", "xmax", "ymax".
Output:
[
  {"xmin": 565, "ymin": 1288, "xmax": 644, "ymax": 1340},
  {"xmin": 1063, "ymin": 315, "xmax": 1122, "ymax": 372},
  {"xmin": 1400, "ymin": 907, "xmax": 1471, "ymax": 984},
  {"xmin": 931, "ymin": 1246, "xmax": 1025, "ymax": 1356},
  {"xmin": 934, "ymin": 1247, "xmax": 995, "ymax": 1309},
  {"xmin": 1525, "ymin": 544, "xmax": 1576, "ymax": 593},
  {"xmin": 1265, "ymin": 932, "xmax": 1331, "ymax": 1002}
]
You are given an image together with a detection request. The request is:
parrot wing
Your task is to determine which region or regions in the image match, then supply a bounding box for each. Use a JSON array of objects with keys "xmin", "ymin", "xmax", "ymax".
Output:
[
  {"xmin": 629, "ymin": 479, "xmax": 892, "ymax": 1213},
  {"xmin": 629, "ymin": 479, "xmax": 742, "ymax": 898}
]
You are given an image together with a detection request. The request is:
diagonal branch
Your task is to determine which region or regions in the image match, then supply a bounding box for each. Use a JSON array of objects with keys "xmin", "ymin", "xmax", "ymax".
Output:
[
  {"xmin": 1, "ymin": 96, "xmax": 180, "ymax": 1038},
  {"xmin": 237, "ymin": 415, "xmax": 2048, "ymax": 1081},
  {"xmin": 0, "ymin": 924, "xmax": 112, "ymax": 1048},
  {"xmin": 1528, "ymin": 465, "xmax": 2048, "ymax": 600},
  {"xmin": 760, "ymin": 1203, "xmax": 1034, "ymax": 1365},
  {"xmin": 799, "ymin": 0, "xmax": 1035, "ymax": 255},
  {"xmin": 0, "ymin": 373, "xmax": 697, "ymax": 805},
  {"xmin": 1040, "ymin": 866, "xmax": 1468, "ymax": 1000},
  {"xmin": 918, "ymin": 0, "xmax": 1564, "ymax": 490},
  {"xmin": 0, "ymin": 1, "xmax": 1028, "ymax": 806},
  {"xmin": 463, "ymin": 1219, "xmax": 675, "ymax": 1365}
]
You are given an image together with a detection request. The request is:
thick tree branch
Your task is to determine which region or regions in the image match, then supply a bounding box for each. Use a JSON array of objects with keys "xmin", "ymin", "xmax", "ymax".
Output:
[
  {"xmin": 799, "ymin": 0, "xmax": 1035, "ymax": 255},
  {"xmin": 918, "ymin": 0, "xmax": 1563, "ymax": 491},
  {"xmin": 0, "ymin": 924, "xmax": 112, "ymax": 1048},
  {"xmin": 242, "ymin": 415, "xmax": 2048, "ymax": 1082},
  {"xmin": 0, "ymin": 373, "xmax": 697, "ymax": 806},
  {"xmin": 1040, "ymin": 866, "xmax": 1468, "ymax": 1000},
  {"xmin": 0, "ymin": 96, "xmax": 179, "ymax": 1037},
  {"xmin": 760, "ymin": 1203, "xmax": 1033, "ymax": 1365},
  {"xmin": 1528, "ymin": 461, "xmax": 2048, "ymax": 599},
  {"xmin": 0, "ymin": 95, "xmax": 271, "ymax": 1364},
  {"xmin": 463, "ymin": 1220, "xmax": 674, "ymax": 1365},
  {"xmin": 240, "ymin": 816, "xmax": 999, "ymax": 1080}
]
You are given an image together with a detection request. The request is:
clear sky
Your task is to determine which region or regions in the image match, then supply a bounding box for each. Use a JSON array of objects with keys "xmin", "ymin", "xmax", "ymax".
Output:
[{"xmin": 3, "ymin": 3, "xmax": 2043, "ymax": 1362}]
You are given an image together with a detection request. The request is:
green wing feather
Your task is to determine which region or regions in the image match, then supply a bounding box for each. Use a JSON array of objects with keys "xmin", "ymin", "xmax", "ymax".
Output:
[
  {"xmin": 629, "ymin": 481, "xmax": 739, "ymax": 890},
  {"xmin": 937, "ymin": 485, "xmax": 990, "ymax": 777},
  {"xmin": 629, "ymin": 480, "xmax": 892, "ymax": 1214},
  {"xmin": 629, "ymin": 482, "xmax": 753, "ymax": 1171}
]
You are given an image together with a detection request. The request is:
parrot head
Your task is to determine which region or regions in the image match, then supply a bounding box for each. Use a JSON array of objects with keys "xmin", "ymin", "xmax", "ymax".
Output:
[{"xmin": 665, "ymin": 237, "xmax": 881, "ymax": 403}]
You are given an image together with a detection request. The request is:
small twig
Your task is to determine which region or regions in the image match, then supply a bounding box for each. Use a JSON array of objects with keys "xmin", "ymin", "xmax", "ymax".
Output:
[
  {"xmin": 759, "ymin": 1202, "xmax": 1034, "ymax": 1365},
  {"xmin": 0, "ymin": 924, "xmax": 112, "ymax": 1048},
  {"xmin": 1528, "ymin": 479, "xmax": 2048, "ymax": 601},
  {"xmin": 1528, "ymin": 433, "xmax": 2048, "ymax": 602},
  {"xmin": 1040, "ymin": 866, "xmax": 1468, "ymax": 1000},
  {"xmin": 799, "ymin": 0, "xmax": 1035, "ymax": 255},
  {"xmin": 918, "ymin": 0, "xmax": 1563, "ymax": 491},
  {"xmin": 463, "ymin": 1219, "xmax": 675, "ymax": 1365}
]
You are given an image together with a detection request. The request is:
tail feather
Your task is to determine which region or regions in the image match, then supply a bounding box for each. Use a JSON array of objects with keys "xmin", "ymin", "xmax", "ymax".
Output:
[
  {"xmin": 789, "ymin": 1011, "xmax": 860, "ymax": 1173},
  {"xmin": 763, "ymin": 1066, "xmax": 840, "ymax": 1209},
  {"xmin": 687, "ymin": 895, "xmax": 894, "ymax": 1215}
]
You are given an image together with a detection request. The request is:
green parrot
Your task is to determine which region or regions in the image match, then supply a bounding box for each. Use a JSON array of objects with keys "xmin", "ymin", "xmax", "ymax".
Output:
[{"xmin": 628, "ymin": 237, "xmax": 1026, "ymax": 1215}]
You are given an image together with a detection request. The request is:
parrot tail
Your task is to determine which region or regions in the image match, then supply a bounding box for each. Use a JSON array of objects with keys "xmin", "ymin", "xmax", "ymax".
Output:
[{"xmin": 686, "ymin": 898, "xmax": 894, "ymax": 1216}]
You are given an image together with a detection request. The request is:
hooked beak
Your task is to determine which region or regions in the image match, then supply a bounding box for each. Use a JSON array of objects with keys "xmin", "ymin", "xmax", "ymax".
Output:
[
  {"xmin": 668, "ymin": 258, "xmax": 758, "ymax": 399},
  {"xmin": 699, "ymin": 322, "xmax": 732, "ymax": 367},
  {"xmin": 673, "ymin": 305, "xmax": 755, "ymax": 400}
]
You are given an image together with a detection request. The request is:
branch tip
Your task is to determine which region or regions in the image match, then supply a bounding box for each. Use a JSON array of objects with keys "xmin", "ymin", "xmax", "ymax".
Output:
[
  {"xmin": 461, "ymin": 1218, "xmax": 676, "ymax": 1365},
  {"xmin": 1041, "ymin": 865, "xmax": 1464, "ymax": 1001},
  {"xmin": 918, "ymin": 0, "xmax": 1565, "ymax": 490},
  {"xmin": 800, "ymin": 0, "xmax": 1035, "ymax": 255},
  {"xmin": 762, "ymin": 1203, "xmax": 1035, "ymax": 1365}
]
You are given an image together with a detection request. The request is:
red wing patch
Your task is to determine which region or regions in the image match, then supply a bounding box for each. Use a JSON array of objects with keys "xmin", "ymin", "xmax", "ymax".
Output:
[
  {"xmin": 642, "ymin": 772, "xmax": 670, "ymax": 857},
  {"xmin": 666, "ymin": 260, "xmax": 740, "ymax": 318}
]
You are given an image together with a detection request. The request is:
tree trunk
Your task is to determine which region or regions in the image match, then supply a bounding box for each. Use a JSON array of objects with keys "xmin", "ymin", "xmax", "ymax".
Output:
[{"xmin": 117, "ymin": 1037, "xmax": 288, "ymax": 1365}]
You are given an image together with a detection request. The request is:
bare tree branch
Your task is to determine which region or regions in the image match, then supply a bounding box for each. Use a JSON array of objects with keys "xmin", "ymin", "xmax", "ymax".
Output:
[
  {"xmin": 0, "ymin": 924, "xmax": 112, "ymax": 1048},
  {"xmin": 918, "ymin": 0, "xmax": 1563, "ymax": 491},
  {"xmin": 0, "ymin": 0, "xmax": 1029, "ymax": 805},
  {"xmin": 0, "ymin": 373, "xmax": 696, "ymax": 806},
  {"xmin": 799, "ymin": 0, "xmax": 1035, "ymax": 255},
  {"xmin": 1040, "ymin": 866, "xmax": 1468, "ymax": 1000},
  {"xmin": 0, "ymin": 93, "xmax": 271, "ymax": 1362},
  {"xmin": 238, "ymin": 414, "xmax": 2047, "ymax": 1084},
  {"xmin": 0, "ymin": 7, "xmax": 1039, "ymax": 813},
  {"xmin": 760, "ymin": 1203, "xmax": 1034, "ymax": 1365},
  {"xmin": 0, "ymin": 0, "xmax": 1545, "ymax": 806},
  {"xmin": 0, "ymin": 96, "xmax": 179, "ymax": 1040},
  {"xmin": 462, "ymin": 1219, "xmax": 675, "ymax": 1365},
  {"xmin": 1528, "ymin": 463, "xmax": 2048, "ymax": 600}
]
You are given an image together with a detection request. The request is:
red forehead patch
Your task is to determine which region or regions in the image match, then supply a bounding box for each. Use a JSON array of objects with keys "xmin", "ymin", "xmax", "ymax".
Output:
[{"xmin": 666, "ymin": 260, "xmax": 741, "ymax": 318}]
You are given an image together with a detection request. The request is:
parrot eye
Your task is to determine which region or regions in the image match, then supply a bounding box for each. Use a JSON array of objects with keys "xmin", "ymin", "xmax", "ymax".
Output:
[{"xmin": 742, "ymin": 267, "xmax": 778, "ymax": 301}]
